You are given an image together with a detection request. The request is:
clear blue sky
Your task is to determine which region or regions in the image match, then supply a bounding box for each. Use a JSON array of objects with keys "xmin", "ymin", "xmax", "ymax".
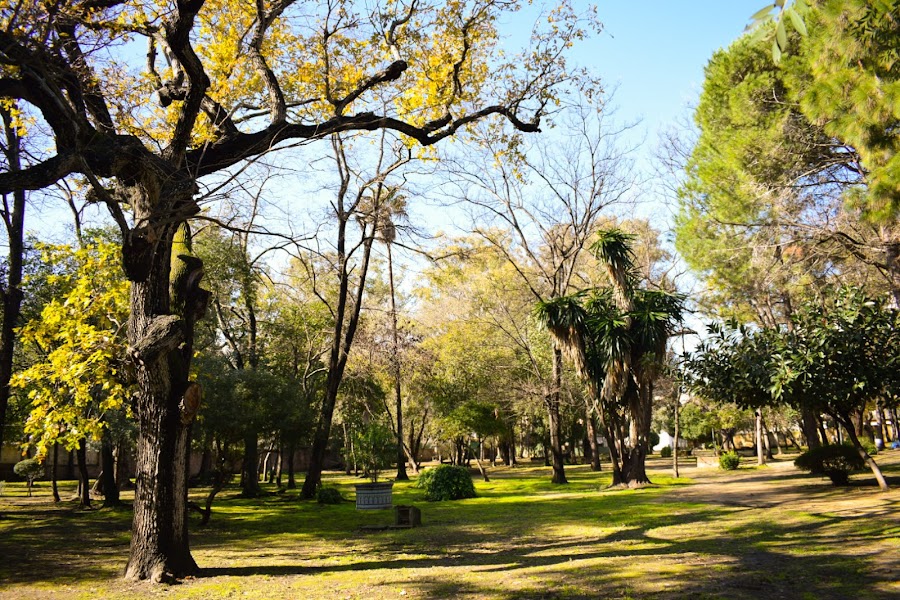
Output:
[{"xmin": 586, "ymin": 1, "xmax": 760, "ymax": 145}]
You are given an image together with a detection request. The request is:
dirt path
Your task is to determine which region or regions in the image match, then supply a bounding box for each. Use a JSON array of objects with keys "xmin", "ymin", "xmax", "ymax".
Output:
[{"xmin": 658, "ymin": 453, "xmax": 900, "ymax": 517}]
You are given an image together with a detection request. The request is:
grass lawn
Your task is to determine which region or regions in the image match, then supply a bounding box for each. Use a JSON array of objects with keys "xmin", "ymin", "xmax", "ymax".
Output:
[{"xmin": 1, "ymin": 453, "xmax": 899, "ymax": 599}]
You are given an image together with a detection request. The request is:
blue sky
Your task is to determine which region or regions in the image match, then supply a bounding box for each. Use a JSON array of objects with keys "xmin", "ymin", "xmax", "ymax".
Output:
[{"xmin": 586, "ymin": 1, "xmax": 760, "ymax": 148}]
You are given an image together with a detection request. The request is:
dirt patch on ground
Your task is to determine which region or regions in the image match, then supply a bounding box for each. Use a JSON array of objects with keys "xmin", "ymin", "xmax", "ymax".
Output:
[{"xmin": 658, "ymin": 452, "xmax": 900, "ymax": 515}]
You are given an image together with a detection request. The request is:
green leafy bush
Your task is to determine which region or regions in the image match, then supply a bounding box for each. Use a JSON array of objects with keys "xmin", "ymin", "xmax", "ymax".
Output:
[
  {"xmin": 718, "ymin": 451, "xmax": 740, "ymax": 470},
  {"xmin": 353, "ymin": 421, "xmax": 397, "ymax": 482},
  {"xmin": 416, "ymin": 465, "xmax": 476, "ymax": 501},
  {"xmin": 659, "ymin": 446, "xmax": 673, "ymax": 459},
  {"xmin": 794, "ymin": 444, "xmax": 865, "ymax": 486},
  {"xmin": 860, "ymin": 440, "xmax": 878, "ymax": 456},
  {"xmin": 316, "ymin": 486, "xmax": 343, "ymax": 504}
]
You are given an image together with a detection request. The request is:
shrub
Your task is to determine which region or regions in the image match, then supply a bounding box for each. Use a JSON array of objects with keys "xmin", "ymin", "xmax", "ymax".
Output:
[
  {"xmin": 659, "ymin": 446, "xmax": 673, "ymax": 459},
  {"xmin": 316, "ymin": 486, "xmax": 343, "ymax": 504},
  {"xmin": 14, "ymin": 459, "xmax": 44, "ymax": 497},
  {"xmin": 416, "ymin": 465, "xmax": 476, "ymax": 501},
  {"xmin": 718, "ymin": 452, "xmax": 740, "ymax": 470},
  {"xmin": 860, "ymin": 439, "xmax": 878, "ymax": 456},
  {"xmin": 794, "ymin": 444, "xmax": 865, "ymax": 486}
]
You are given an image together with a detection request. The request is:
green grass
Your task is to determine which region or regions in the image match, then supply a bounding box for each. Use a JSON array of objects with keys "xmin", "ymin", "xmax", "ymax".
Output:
[{"xmin": 1, "ymin": 456, "xmax": 899, "ymax": 599}]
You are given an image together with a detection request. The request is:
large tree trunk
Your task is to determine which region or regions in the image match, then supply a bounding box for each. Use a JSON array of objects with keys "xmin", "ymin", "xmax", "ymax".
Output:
[
  {"xmin": 547, "ymin": 348, "xmax": 568, "ymax": 484},
  {"xmin": 801, "ymin": 405, "xmax": 821, "ymax": 449},
  {"xmin": 51, "ymin": 444, "xmax": 61, "ymax": 503},
  {"xmin": 76, "ymin": 439, "xmax": 91, "ymax": 508},
  {"xmin": 286, "ymin": 442, "xmax": 296, "ymax": 489},
  {"xmin": 240, "ymin": 433, "xmax": 261, "ymax": 497},
  {"xmin": 123, "ymin": 188, "xmax": 205, "ymax": 582},
  {"xmin": 0, "ymin": 109, "xmax": 26, "ymax": 453},
  {"xmin": 101, "ymin": 434, "xmax": 120, "ymax": 507},
  {"xmin": 622, "ymin": 377, "xmax": 652, "ymax": 486},
  {"xmin": 585, "ymin": 404, "xmax": 601, "ymax": 472}
]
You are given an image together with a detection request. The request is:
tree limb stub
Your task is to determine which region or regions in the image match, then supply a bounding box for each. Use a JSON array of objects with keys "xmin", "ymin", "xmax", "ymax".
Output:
[{"xmin": 127, "ymin": 315, "xmax": 184, "ymax": 368}]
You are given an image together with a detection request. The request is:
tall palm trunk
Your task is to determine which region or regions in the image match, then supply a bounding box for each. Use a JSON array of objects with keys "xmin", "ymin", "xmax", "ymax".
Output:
[
  {"xmin": 387, "ymin": 243, "xmax": 408, "ymax": 481},
  {"xmin": 548, "ymin": 348, "xmax": 568, "ymax": 484}
]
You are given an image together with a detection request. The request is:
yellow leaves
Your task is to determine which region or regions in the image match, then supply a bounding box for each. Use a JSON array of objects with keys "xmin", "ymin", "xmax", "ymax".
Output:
[{"xmin": 14, "ymin": 240, "xmax": 132, "ymax": 457}]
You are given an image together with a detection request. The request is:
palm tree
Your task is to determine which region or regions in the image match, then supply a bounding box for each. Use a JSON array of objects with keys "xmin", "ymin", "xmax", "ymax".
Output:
[
  {"xmin": 360, "ymin": 186, "xmax": 414, "ymax": 480},
  {"xmin": 537, "ymin": 229, "xmax": 683, "ymax": 486}
]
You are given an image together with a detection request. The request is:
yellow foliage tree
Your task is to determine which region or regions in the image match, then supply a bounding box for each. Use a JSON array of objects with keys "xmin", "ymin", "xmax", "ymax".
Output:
[{"xmin": 12, "ymin": 241, "xmax": 132, "ymax": 459}]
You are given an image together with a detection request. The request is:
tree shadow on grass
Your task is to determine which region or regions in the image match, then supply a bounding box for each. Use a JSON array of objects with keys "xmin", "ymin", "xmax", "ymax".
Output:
[
  {"xmin": 197, "ymin": 508, "xmax": 897, "ymax": 600},
  {"xmin": 0, "ymin": 502, "xmax": 131, "ymax": 584},
  {"xmin": 3, "ymin": 470, "xmax": 898, "ymax": 599}
]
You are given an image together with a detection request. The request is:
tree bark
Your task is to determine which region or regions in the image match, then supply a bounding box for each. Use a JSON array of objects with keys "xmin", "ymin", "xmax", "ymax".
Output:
[
  {"xmin": 286, "ymin": 442, "xmax": 296, "ymax": 489},
  {"xmin": 76, "ymin": 439, "xmax": 91, "ymax": 508},
  {"xmin": 756, "ymin": 410, "xmax": 765, "ymax": 466},
  {"xmin": 51, "ymin": 444, "xmax": 61, "ymax": 503},
  {"xmin": 841, "ymin": 416, "xmax": 889, "ymax": 491},
  {"xmin": 801, "ymin": 405, "xmax": 821, "ymax": 449},
  {"xmin": 241, "ymin": 433, "xmax": 261, "ymax": 497},
  {"xmin": 386, "ymin": 243, "xmax": 409, "ymax": 481},
  {"xmin": 101, "ymin": 433, "xmax": 120, "ymax": 506},
  {"xmin": 585, "ymin": 404, "xmax": 601, "ymax": 471},
  {"xmin": 301, "ymin": 215, "xmax": 375, "ymax": 499},
  {"xmin": 123, "ymin": 190, "xmax": 204, "ymax": 582},
  {"xmin": 622, "ymin": 377, "xmax": 652, "ymax": 485},
  {"xmin": 0, "ymin": 108, "xmax": 26, "ymax": 453},
  {"xmin": 547, "ymin": 348, "xmax": 568, "ymax": 484}
]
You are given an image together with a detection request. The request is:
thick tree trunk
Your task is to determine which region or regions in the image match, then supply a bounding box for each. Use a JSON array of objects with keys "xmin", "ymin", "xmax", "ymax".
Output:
[
  {"xmin": 547, "ymin": 348, "xmax": 568, "ymax": 484},
  {"xmin": 0, "ymin": 109, "xmax": 25, "ymax": 454},
  {"xmin": 622, "ymin": 378, "xmax": 653, "ymax": 485},
  {"xmin": 51, "ymin": 444, "xmax": 61, "ymax": 503},
  {"xmin": 125, "ymin": 366, "xmax": 197, "ymax": 581},
  {"xmin": 586, "ymin": 405, "xmax": 601, "ymax": 471},
  {"xmin": 287, "ymin": 442, "xmax": 296, "ymax": 489},
  {"xmin": 241, "ymin": 433, "xmax": 261, "ymax": 497},
  {"xmin": 76, "ymin": 439, "xmax": 91, "ymax": 508},
  {"xmin": 123, "ymin": 191, "xmax": 205, "ymax": 582},
  {"xmin": 801, "ymin": 405, "xmax": 821, "ymax": 449},
  {"xmin": 101, "ymin": 434, "xmax": 120, "ymax": 506}
]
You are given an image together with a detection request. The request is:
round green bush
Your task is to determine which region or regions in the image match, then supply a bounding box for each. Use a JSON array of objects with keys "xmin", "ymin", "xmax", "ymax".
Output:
[
  {"xmin": 794, "ymin": 444, "xmax": 865, "ymax": 486},
  {"xmin": 316, "ymin": 486, "xmax": 343, "ymax": 504},
  {"xmin": 416, "ymin": 465, "xmax": 476, "ymax": 501},
  {"xmin": 718, "ymin": 451, "xmax": 740, "ymax": 470},
  {"xmin": 659, "ymin": 446, "xmax": 673, "ymax": 459},
  {"xmin": 13, "ymin": 458, "xmax": 43, "ymax": 481}
]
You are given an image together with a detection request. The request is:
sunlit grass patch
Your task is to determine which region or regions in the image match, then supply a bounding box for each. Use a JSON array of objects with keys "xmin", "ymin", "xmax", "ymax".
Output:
[{"xmin": 2, "ymin": 454, "xmax": 899, "ymax": 599}]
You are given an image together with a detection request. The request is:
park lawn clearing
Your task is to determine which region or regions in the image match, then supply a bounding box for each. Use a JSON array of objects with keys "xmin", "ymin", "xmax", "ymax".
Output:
[{"xmin": 1, "ymin": 454, "xmax": 898, "ymax": 599}]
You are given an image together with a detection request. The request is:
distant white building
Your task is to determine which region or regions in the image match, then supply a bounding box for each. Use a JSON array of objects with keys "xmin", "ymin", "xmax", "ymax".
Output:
[{"xmin": 653, "ymin": 430, "xmax": 689, "ymax": 452}]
